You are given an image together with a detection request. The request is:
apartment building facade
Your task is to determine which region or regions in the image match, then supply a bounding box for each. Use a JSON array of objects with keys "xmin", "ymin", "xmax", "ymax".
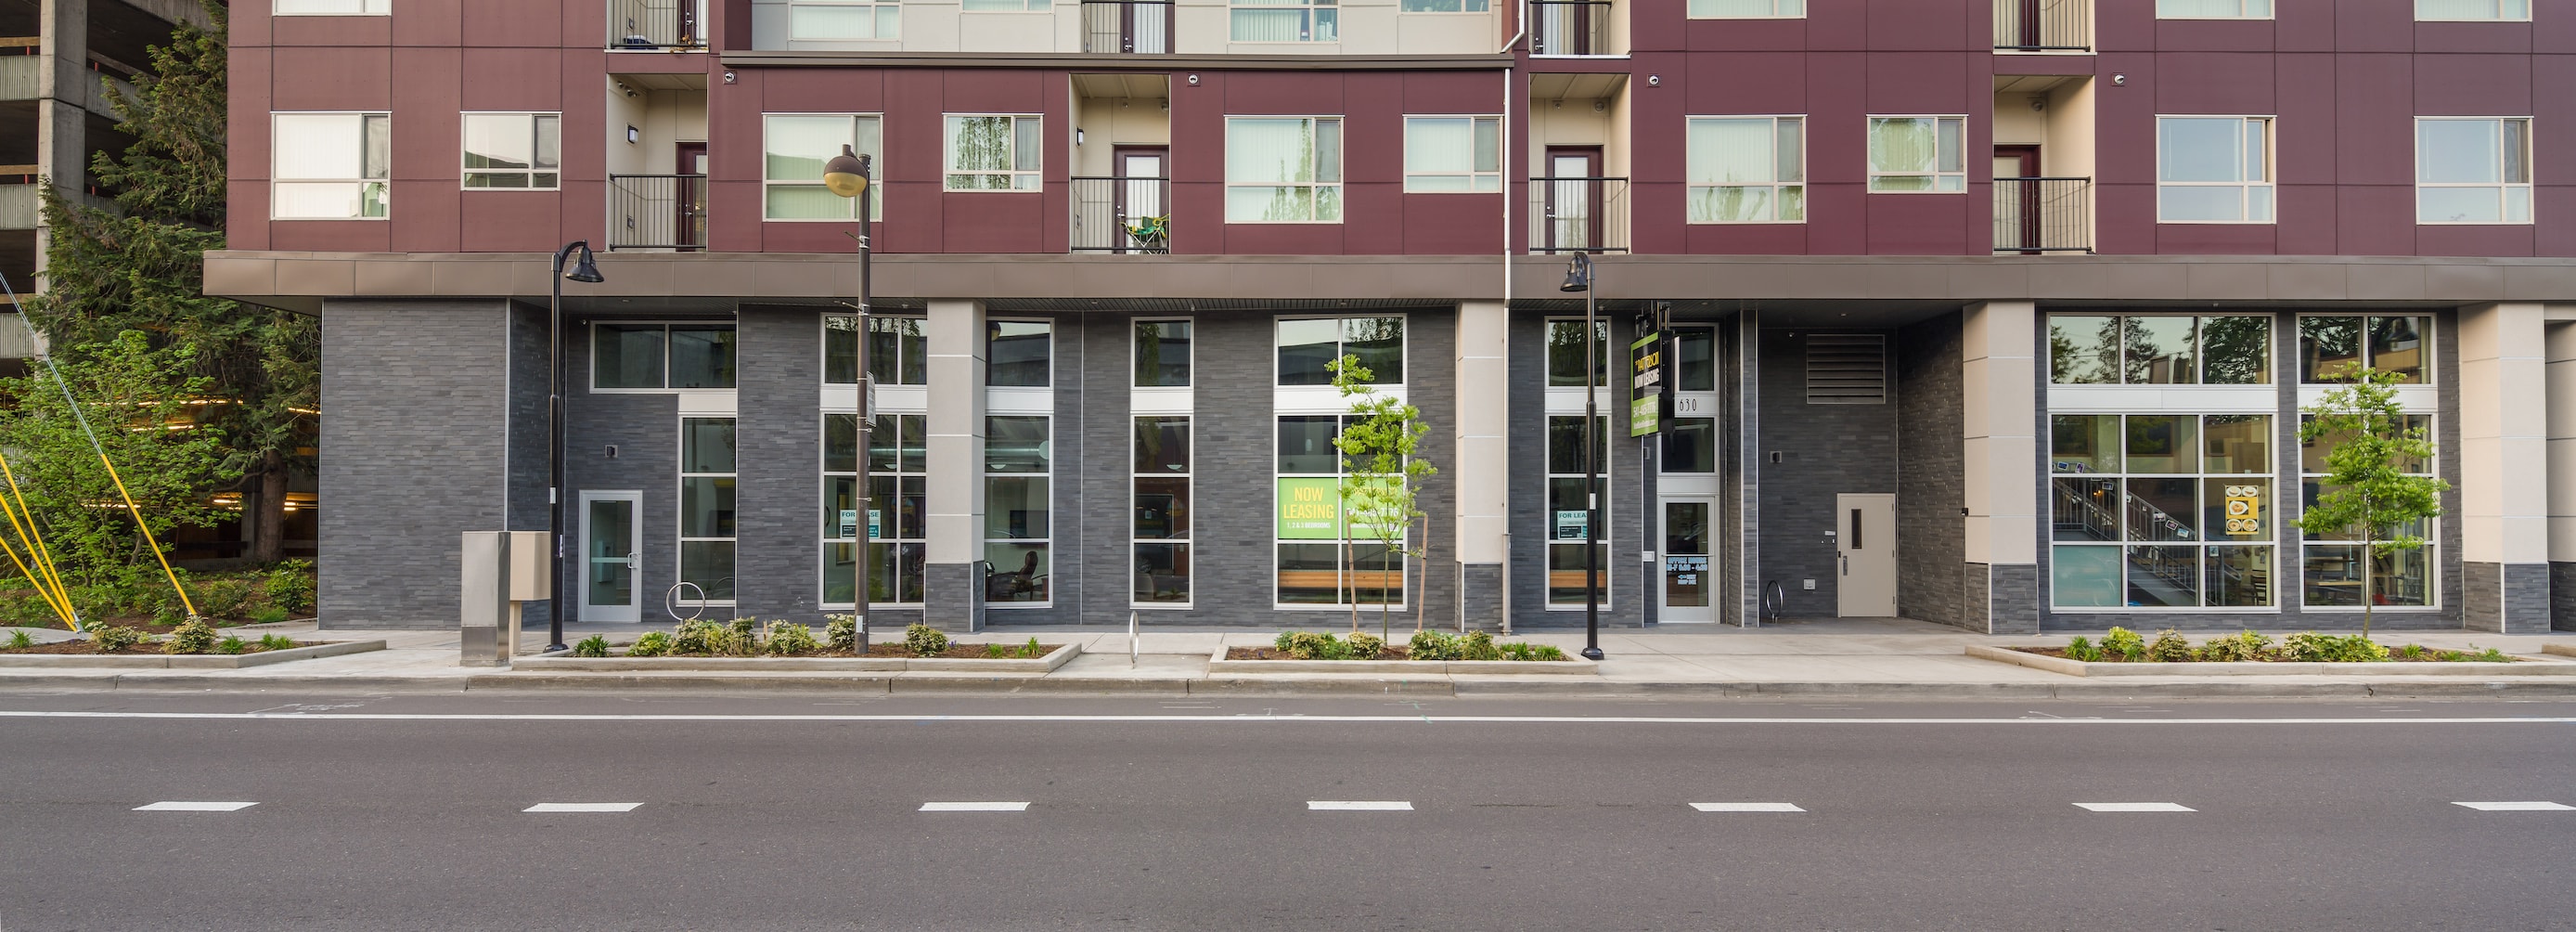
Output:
[{"xmin": 209, "ymin": 0, "xmax": 2576, "ymax": 634}]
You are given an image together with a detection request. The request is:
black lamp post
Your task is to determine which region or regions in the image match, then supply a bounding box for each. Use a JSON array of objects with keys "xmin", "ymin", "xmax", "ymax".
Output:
[
  {"xmin": 1559, "ymin": 252, "xmax": 1605, "ymax": 662},
  {"xmin": 823, "ymin": 146, "xmax": 873, "ymax": 649},
  {"xmin": 548, "ymin": 240, "xmax": 604, "ymax": 654}
]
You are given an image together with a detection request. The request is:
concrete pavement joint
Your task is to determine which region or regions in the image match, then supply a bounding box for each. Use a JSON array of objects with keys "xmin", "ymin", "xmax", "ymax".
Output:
[{"xmin": 9, "ymin": 710, "xmax": 2576, "ymax": 724}]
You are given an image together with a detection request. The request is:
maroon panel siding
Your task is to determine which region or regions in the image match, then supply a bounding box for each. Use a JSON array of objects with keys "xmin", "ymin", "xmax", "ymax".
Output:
[{"xmin": 397, "ymin": 0, "xmax": 465, "ymax": 48}]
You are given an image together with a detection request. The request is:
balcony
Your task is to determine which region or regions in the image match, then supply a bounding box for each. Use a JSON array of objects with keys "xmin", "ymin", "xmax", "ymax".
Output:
[
  {"xmin": 608, "ymin": 0, "xmax": 707, "ymax": 49},
  {"xmin": 1528, "ymin": 176, "xmax": 1628, "ymax": 254},
  {"xmin": 1992, "ymin": 176, "xmax": 2090, "ymax": 253},
  {"xmin": 1529, "ymin": 1, "xmax": 1612, "ymax": 57},
  {"xmin": 1081, "ymin": 0, "xmax": 1174, "ymax": 54},
  {"xmin": 607, "ymin": 175, "xmax": 707, "ymax": 252},
  {"xmin": 1992, "ymin": 0, "xmax": 2089, "ymax": 52},
  {"xmin": 1070, "ymin": 175, "xmax": 1170, "ymax": 253}
]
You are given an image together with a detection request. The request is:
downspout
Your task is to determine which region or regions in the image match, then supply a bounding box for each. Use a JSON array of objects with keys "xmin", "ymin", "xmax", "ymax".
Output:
[{"xmin": 1500, "ymin": 9, "xmax": 1525, "ymax": 307}]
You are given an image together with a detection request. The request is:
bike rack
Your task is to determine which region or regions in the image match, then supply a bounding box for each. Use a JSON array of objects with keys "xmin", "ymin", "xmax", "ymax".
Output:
[
  {"xmin": 665, "ymin": 580, "xmax": 708, "ymax": 623},
  {"xmin": 1761, "ymin": 579, "xmax": 1786, "ymax": 623}
]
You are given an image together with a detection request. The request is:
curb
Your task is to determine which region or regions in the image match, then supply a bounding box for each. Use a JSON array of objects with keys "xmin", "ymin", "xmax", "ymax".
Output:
[
  {"xmin": 0, "ymin": 640, "xmax": 389, "ymax": 670},
  {"xmin": 1964, "ymin": 644, "xmax": 2576, "ymax": 678}
]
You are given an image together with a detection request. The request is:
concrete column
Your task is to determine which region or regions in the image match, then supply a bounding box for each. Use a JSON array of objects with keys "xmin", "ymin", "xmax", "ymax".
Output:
[
  {"xmin": 32, "ymin": 0, "xmax": 90, "ymax": 290},
  {"xmin": 1962, "ymin": 301, "xmax": 2039, "ymax": 634},
  {"xmin": 1453, "ymin": 300, "xmax": 1508, "ymax": 628},
  {"xmin": 2550, "ymin": 319, "xmax": 2576, "ymax": 631},
  {"xmin": 923, "ymin": 299, "xmax": 987, "ymax": 631},
  {"xmin": 2459, "ymin": 303, "xmax": 2551, "ymax": 632}
]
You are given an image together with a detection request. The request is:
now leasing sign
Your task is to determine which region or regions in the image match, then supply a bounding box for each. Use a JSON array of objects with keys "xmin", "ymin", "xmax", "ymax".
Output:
[
  {"xmin": 1629, "ymin": 332, "xmax": 1664, "ymax": 437},
  {"xmin": 1279, "ymin": 477, "xmax": 1404, "ymax": 539}
]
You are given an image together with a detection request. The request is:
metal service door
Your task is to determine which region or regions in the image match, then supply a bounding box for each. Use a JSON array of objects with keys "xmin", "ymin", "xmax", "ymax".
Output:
[
  {"xmin": 1835, "ymin": 493, "xmax": 1897, "ymax": 617},
  {"xmin": 578, "ymin": 490, "xmax": 643, "ymax": 623},
  {"xmin": 1659, "ymin": 498, "xmax": 1717, "ymax": 623}
]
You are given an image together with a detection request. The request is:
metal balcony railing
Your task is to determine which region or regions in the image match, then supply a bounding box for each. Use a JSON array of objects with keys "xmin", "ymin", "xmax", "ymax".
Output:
[
  {"xmin": 1528, "ymin": 176, "xmax": 1628, "ymax": 254},
  {"xmin": 607, "ymin": 175, "xmax": 708, "ymax": 251},
  {"xmin": 1529, "ymin": 0, "xmax": 1612, "ymax": 57},
  {"xmin": 1070, "ymin": 176, "xmax": 1171, "ymax": 253},
  {"xmin": 1992, "ymin": 176, "xmax": 2091, "ymax": 253},
  {"xmin": 1993, "ymin": 0, "xmax": 2089, "ymax": 52},
  {"xmin": 608, "ymin": 0, "xmax": 705, "ymax": 49},
  {"xmin": 1082, "ymin": 0, "xmax": 1175, "ymax": 54}
]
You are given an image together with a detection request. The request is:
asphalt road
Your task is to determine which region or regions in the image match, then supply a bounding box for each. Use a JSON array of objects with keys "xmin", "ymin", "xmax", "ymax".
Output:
[{"xmin": 3, "ymin": 692, "xmax": 2572, "ymax": 931}]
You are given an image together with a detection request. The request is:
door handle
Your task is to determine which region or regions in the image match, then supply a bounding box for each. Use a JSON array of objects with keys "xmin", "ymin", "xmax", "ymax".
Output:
[
  {"xmin": 1839, "ymin": 553, "xmax": 1848, "ymax": 576},
  {"xmin": 626, "ymin": 556, "xmax": 640, "ymax": 570}
]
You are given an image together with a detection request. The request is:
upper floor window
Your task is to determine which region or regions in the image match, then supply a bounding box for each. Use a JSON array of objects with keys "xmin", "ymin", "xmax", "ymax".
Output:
[
  {"xmin": 2416, "ymin": 0, "xmax": 2528, "ymax": 19},
  {"xmin": 2157, "ymin": 0, "xmax": 2271, "ymax": 17},
  {"xmin": 944, "ymin": 115, "xmax": 1042, "ymax": 191},
  {"xmin": 964, "ymin": 0, "xmax": 1051, "ymax": 8},
  {"xmin": 273, "ymin": 112, "xmax": 389, "ymax": 220},
  {"xmin": 2417, "ymin": 118, "xmax": 2531, "ymax": 225},
  {"xmin": 461, "ymin": 113, "xmax": 560, "ymax": 190},
  {"xmin": 2049, "ymin": 314, "xmax": 2273, "ymax": 385},
  {"xmin": 1403, "ymin": 116, "xmax": 1501, "ymax": 193},
  {"xmin": 1865, "ymin": 116, "xmax": 1964, "ymax": 193},
  {"xmin": 765, "ymin": 113, "xmax": 883, "ymax": 220},
  {"xmin": 1232, "ymin": 0, "xmax": 1337, "ymax": 42},
  {"xmin": 1689, "ymin": 0, "xmax": 1802, "ymax": 15},
  {"xmin": 276, "ymin": 0, "xmax": 387, "ymax": 13},
  {"xmin": 1687, "ymin": 116, "xmax": 1804, "ymax": 223},
  {"xmin": 1227, "ymin": 117, "xmax": 1343, "ymax": 223},
  {"xmin": 595, "ymin": 323, "xmax": 738, "ymax": 391},
  {"xmin": 1401, "ymin": 0, "xmax": 1489, "ymax": 9},
  {"xmin": 2157, "ymin": 116, "xmax": 2273, "ymax": 223},
  {"xmin": 1278, "ymin": 316, "xmax": 1402, "ymax": 386},
  {"xmin": 791, "ymin": 0, "xmax": 901, "ymax": 39}
]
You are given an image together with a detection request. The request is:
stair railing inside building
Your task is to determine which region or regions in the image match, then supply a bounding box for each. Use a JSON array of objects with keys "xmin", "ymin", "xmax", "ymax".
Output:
[
  {"xmin": 1080, "ymin": 0, "xmax": 1174, "ymax": 54},
  {"xmin": 1991, "ymin": 177, "xmax": 2091, "ymax": 253},
  {"xmin": 607, "ymin": 175, "xmax": 709, "ymax": 251}
]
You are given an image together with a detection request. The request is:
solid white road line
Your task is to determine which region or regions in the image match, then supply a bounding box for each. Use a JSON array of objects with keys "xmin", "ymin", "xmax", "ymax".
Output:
[
  {"xmin": 2453, "ymin": 801, "xmax": 2574, "ymax": 811},
  {"xmin": 1308, "ymin": 800, "xmax": 1412, "ymax": 810},
  {"xmin": 522, "ymin": 803, "xmax": 643, "ymax": 813},
  {"xmin": 2074, "ymin": 802, "xmax": 2196, "ymax": 812},
  {"xmin": 919, "ymin": 801, "xmax": 1030, "ymax": 812},
  {"xmin": 133, "ymin": 801, "xmax": 256, "ymax": 812},
  {"xmin": 1690, "ymin": 802, "xmax": 1805, "ymax": 812},
  {"xmin": 7, "ymin": 710, "xmax": 2575, "ymax": 726}
]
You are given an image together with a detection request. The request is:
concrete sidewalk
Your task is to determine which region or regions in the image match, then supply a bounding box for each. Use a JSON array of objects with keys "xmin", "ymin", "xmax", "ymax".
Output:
[{"xmin": 6, "ymin": 619, "xmax": 2575, "ymax": 699}]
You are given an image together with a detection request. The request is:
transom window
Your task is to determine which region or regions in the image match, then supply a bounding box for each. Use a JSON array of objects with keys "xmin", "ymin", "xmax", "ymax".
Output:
[
  {"xmin": 1227, "ymin": 117, "xmax": 1343, "ymax": 223},
  {"xmin": 2157, "ymin": 116, "xmax": 2273, "ymax": 223},
  {"xmin": 1135, "ymin": 319, "xmax": 1192, "ymax": 387},
  {"xmin": 2050, "ymin": 414, "xmax": 2275, "ymax": 610},
  {"xmin": 988, "ymin": 320, "xmax": 1053, "ymax": 387},
  {"xmin": 1689, "ymin": 0, "xmax": 1802, "ymax": 15},
  {"xmin": 1403, "ymin": 116, "xmax": 1501, "ymax": 193},
  {"xmin": 1688, "ymin": 116, "xmax": 1804, "ymax": 222},
  {"xmin": 2297, "ymin": 315, "xmax": 2433, "ymax": 384},
  {"xmin": 1865, "ymin": 116, "xmax": 1964, "ymax": 193},
  {"xmin": 764, "ymin": 113, "xmax": 884, "ymax": 220},
  {"xmin": 593, "ymin": 323, "xmax": 738, "ymax": 390},
  {"xmin": 945, "ymin": 115, "xmax": 1042, "ymax": 191},
  {"xmin": 1232, "ymin": 0, "xmax": 1338, "ymax": 42},
  {"xmin": 2157, "ymin": 0, "xmax": 2270, "ymax": 17},
  {"xmin": 272, "ymin": 112, "xmax": 389, "ymax": 219},
  {"xmin": 2048, "ymin": 315, "xmax": 2273, "ymax": 385},
  {"xmin": 2416, "ymin": 0, "xmax": 2528, "ymax": 19},
  {"xmin": 1277, "ymin": 316, "xmax": 1402, "ymax": 386},
  {"xmin": 461, "ymin": 112, "xmax": 560, "ymax": 190},
  {"xmin": 2416, "ymin": 118, "xmax": 2531, "ymax": 225},
  {"xmin": 825, "ymin": 315, "xmax": 927, "ymax": 386}
]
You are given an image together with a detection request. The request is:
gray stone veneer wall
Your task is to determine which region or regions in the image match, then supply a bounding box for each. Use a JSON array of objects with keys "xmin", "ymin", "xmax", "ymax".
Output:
[
  {"xmin": 1755, "ymin": 328, "xmax": 1900, "ymax": 620},
  {"xmin": 559, "ymin": 313, "xmax": 705, "ymax": 622},
  {"xmin": 2554, "ymin": 563, "xmax": 2576, "ymax": 631},
  {"xmin": 505, "ymin": 302, "xmax": 554, "ymax": 628},
  {"xmin": 1895, "ymin": 313, "xmax": 1968, "ymax": 629},
  {"xmin": 734, "ymin": 306, "xmax": 822, "ymax": 622},
  {"xmin": 1508, "ymin": 307, "xmax": 1643, "ymax": 630}
]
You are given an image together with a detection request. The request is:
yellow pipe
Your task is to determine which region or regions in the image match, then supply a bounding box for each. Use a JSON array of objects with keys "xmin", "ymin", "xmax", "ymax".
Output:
[
  {"xmin": 95, "ymin": 451, "xmax": 194, "ymax": 619},
  {"xmin": 0, "ymin": 455, "xmax": 79, "ymax": 628}
]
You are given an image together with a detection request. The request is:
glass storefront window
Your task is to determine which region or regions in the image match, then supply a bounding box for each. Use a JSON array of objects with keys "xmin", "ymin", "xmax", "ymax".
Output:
[
  {"xmin": 985, "ymin": 415, "xmax": 1051, "ymax": 604},
  {"xmin": 1134, "ymin": 415, "xmax": 1192, "ymax": 605},
  {"xmin": 679, "ymin": 417, "xmax": 737, "ymax": 602},
  {"xmin": 988, "ymin": 320, "xmax": 1052, "ymax": 387},
  {"xmin": 1135, "ymin": 320, "xmax": 1192, "ymax": 387},
  {"xmin": 2299, "ymin": 412, "xmax": 2439, "ymax": 610},
  {"xmin": 2299, "ymin": 315, "xmax": 2432, "ymax": 383},
  {"xmin": 2049, "ymin": 314, "xmax": 2272, "ymax": 385},
  {"xmin": 2049, "ymin": 413, "xmax": 2274, "ymax": 609},
  {"xmin": 1546, "ymin": 319, "xmax": 1610, "ymax": 388},
  {"xmin": 1277, "ymin": 316, "xmax": 1403, "ymax": 385},
  {"xmin": 824, "ymin": 315, "xmax": 926, "ymax": 387}
]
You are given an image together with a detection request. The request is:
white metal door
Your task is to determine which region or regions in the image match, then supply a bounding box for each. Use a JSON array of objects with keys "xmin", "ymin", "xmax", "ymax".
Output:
[
  {"xmin": 1659, "ymin": 498, "xmax": 1717, "ymax": 623},
  {"xmin": 1835, "ymin": 493, "xmax": 1897, "ymax": 617},
  {"xmin": 578, "ymin": 490, "xmax": 643, "ymax": 623}
]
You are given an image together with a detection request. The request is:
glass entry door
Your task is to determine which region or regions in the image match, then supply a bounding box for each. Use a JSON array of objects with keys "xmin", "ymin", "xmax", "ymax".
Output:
[
  {"xmin": 1660, "ymin": 498, "xmax": 1716, "ymax": 623},
  {"xmin": 579, "ymin": 490, "xmax": 643, "ymax": 623}
]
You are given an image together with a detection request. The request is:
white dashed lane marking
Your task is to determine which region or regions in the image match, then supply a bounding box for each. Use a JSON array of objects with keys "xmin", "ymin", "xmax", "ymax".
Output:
[
  {"xmin": 1690, "ymin": 802, "xmax": 1805, "ymax": 812},
  {"xmin": 134, "ymin": 801, "xmax": 257, "ymax": 812},
  {"xmin": 1308, "ymin": 800, "xmax": 1412, "ymax": 811},
  {"xmin": 2075, "ymin": 802, "xmax": 2196, "ymax": 812},
  {"xmin": 920, "ymin": 801, "xmax": 1031, "ymax": 812},
  {"xmin": 522, "ymin": 803, "xmax": 643, "ymax": 813},
  {"xmin": 2454, "ymin": 801, "xmax": 2574, "ymax": 811}
]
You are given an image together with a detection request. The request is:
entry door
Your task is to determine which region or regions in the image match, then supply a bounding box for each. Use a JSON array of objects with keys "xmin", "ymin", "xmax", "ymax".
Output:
[
  {"xmin": 579, "ymin": 490, "xmax": 643, "ymax": 623},
  {"xmin": 675, "ymin": 142, "xmax": 708, "ymax": 252},
  {"xmin": 1114, "ymin": 148, "xmax": 1167, "ymax": 253},
  {"xmin": 1543, "ymin": 148, "xmax": 1602, "ymax": 254},
  {"xmin": 1659, "ymin": 498, "xmax": 1717, "ymax": 623},
  {"xmin": 1835, "ymin": 493, "xmax": 1897, "ymax": 617},
  {"xmin": 1993, "ymin": 145, "xmax": 2040, "ymax": 253}
]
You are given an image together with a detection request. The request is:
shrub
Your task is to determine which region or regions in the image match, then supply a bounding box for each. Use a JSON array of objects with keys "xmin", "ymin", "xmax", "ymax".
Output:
[
  {"xmin": 764, "ymin": 622, "xmax": 821, "ymax": 656},
  {"xmin": 2102, "ymin": 627, "xmax": 2146, "ymax": 662},
  {"xmin": 2063, "ymin": 636, "xmax": 2101, "ymax": 663},
  {"xmin": 2283, "ymin": 632, "xmax": 2389, "ymax": 663},
  {"xmin": 983, "ymin": 642, "xmax": 1009, "ymax": 658},
  {"xmin": 257, "ymin": 633, "xmax": 298, "ymax": 652},
  {"xmin": 247, "ymin": 605, "xmax": 290, "ymax": 625},
  {"xmin": 671, "ymin": 619, "xmax": 723, "ymax": 654},
  {"xmin": 904, "ymin": 623, "xmax": 949, "ymax": 658},
  {"xmin": 89, "ymin": 625, "xmax": 147, "ymax": 652},
  {"xmin": 2145, "ymin": 629, "xmax": 2192, "ymax": 663},
  {"xmin": 214, "ymin": 635, "xmax": 248, "ymax": 655},
  {"xmin": 625, "ymin": 631, "xmax": 673, "ymax": 657},
  {"xmin": 725, "ymin": 617, "xmax": 760, "ymax": 656},
  {"xmin": 188, "ymin": 578, "xmax": 257, "ymax": 622},
  {"xmin": 7, "ymin": 629, "xmax": 34, "ymax": 649},
  {"xmin": 2195, "ymin": 631, "xmax": 2267, "ymax": 663},
  {"xmin": 164, "ymin": 618, "xmax": 219, "ymax": 654},
  {"xmin": 1018, "ymin": 636, "xmax": 1042, "ymax": 658},
  {"xmin": 1282, "ymin": 631, "xmax": 1331, "ymax": 660},
  {"xmin": 1461, "ymin": 630, "xmax": 1502, "ymax": 662},
  {"xmin": 2469, "ymin": 646, "xmax": 2512, "ymax": 663},
  {"xmin": 1346, "ymin": 632, "xmax": 1385, "ymax": 660},
  {"xmin": 1521, "ymin": 644, "xmax": 1568, "ymax": 661},
  {"xmin": 1406, "ymin": 630, "xmax": 1459, "ymax": 661},
  {"xmin": 825, "ymin": 615, "xmax": 858, "ymax": 652},
  {"xmin": 569, "ymin": 635, "xmax": 610, "ymax": 658},
  {"xmin": 1274, "ymin": 631, "xmax": 1298, "ymax": 653},
  {"xmin": 2394, "ymin": 643, "xmax": 2426, "ymax": 660},
  {"xmin": 264, "ymin": 560, "xmax": 317, "ymax": 615}
]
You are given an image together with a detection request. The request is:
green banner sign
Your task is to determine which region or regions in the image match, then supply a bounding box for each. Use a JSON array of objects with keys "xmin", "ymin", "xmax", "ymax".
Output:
[
  {"xmin": 1277, "ymin": 477, "xmax": 1343, "ymax": 539},
  {"xmin": 1629, "ymin": 332, "xmax": 1664, "ymax": 437}
]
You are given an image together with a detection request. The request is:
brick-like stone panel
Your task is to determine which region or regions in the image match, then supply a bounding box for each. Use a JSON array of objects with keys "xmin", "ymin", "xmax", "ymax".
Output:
[
  {"xmin": 560, "ymin": 316, "xmax": 704, "ymax": 622},
  {"xmin": 2503, "ymin": 563, "xmax": 2551, "ymax": 633},
  {"xmin": 734, "ymin": 306, "xmax": 823, "ymax": 622},
  {"xmin": 1508, "ymin": 308, "xmax": 1643, "ymax": 630},
  {"xmin": 1755, "ymin": 328, "xmax": 1899, "ymax": 619},
  {"xmin": 505, "ymin": 302, "xmax": 555, "ymax": 628},
  {"xmin": 2553, "ymin": 562, "xmax": 2576, "ymax": 632},
  {"xmin": 1896, "ymin": 312, "xmax": 1967, "ymax": 629}
]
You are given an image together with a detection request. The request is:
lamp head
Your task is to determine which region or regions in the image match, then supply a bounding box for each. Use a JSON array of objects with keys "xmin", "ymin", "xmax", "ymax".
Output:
[
  {"xmin": 563, "ymin": 241, "xmax": 604, "ymax": 283},
  {"xmin": 1558, "ymin": 252, "xmax": 1592, "ymax": 292},
  {"xmin": 823, "ymin": 146, "xmax": 871, "ymax": 199}
]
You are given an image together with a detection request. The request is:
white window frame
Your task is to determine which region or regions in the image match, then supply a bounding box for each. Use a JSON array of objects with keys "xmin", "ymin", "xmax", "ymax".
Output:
[
  {"xmin": 2415, "ymin": 0, "xmax": 2529, "ymax": 20},
  {"xmin": 1864, "ymin": 115, "xmax": 1966, "ymax": 194},
  {"xmin": 1226, "ymin": 116, "xmax": 1345, "ymax": 224},
  {"xmin": 1687, "ymin": 115, "xmax": 1805, "ymax": 223},
  {"xmin": 788, "ymin": 0, "xmax": 902, "ymax": 40},
  {"xmin": 984, "ymin": 413, "xmax": 1054, "ymax": 609},
  {"xmin": 271, "ymin": 111, "xmax": 390, "ymax": 220},
  {"xmin": 1399, "ymin": 0, "xmax": 1490, "ymax": 11},
  {"xmin": 1133, "ymin": 317, "xmax": 1193, "ymax": 389},
  {"xmin": 1543, "ymin": 317, "xmax": 1614, "ymax": 610},
  {"xmin": 1132, "ymin": 414, "xmax": 1193, "ymax": 609},
  {"xmin": 851, "ymin": 412, "xmax": 928, "ymax": 608},
  {"xmin": 1273, "ymin": 314, "xmax": 1410, "ymax": 611},
  {"xmin": 2298, "ymin": 411, "xmax": 2441, "ymax": 613},
  {"xmin": 2415, "ymin": 117, "xmax": 2532, "ymax": 226},
  {"xmin": 677, "ymin": 416, "xmax": 740, "ymax": 608},
  {"xmin": 2156, "ymin": 115, "xmax": 2275, "ymax": 225},
  {"xmin": 1230, "ymin": 0, "xmax": 1339, "ymax": 43},
  {"xmin": 962, "ymin": 0, "xmax": 1051, "ymax": 9},
  {"xmin": 820, "ymin": 411, "xmax": 862, "ymax": 610},
  {"xmin": 2156, "ymin": 0, "xmax": 2273, "ymax": 18},
  {"xmin": 763, "ymin": 112, "xmax": 884, "ymax": 222},
  {"xmin": 944, "ymin": 114, "xmax": 1043, "ymax": 192},
  {"xmin": 825, "ymin": 314, "xmax": 929, "ymax": 387},
  {"xmin": 589, "ymin": 321, "xmax": 740, "ymax": 393},
  {"xmin": 460, "ymin": 112, "xmax": 561, "ymax": 191},
  {"xmin": 2045, "ymin": 412, "xmax": 2281, "ymax": 614},
  {"xmin": 274, "ymin": 0, "xmax": 387, "ymax": 14},
  {"xmin": 1687, "ymin": 0, "xmax": 1803, "ymax": 17},
  {"xmin": 1402, "ymin": 115, "xmax": 1502, "ymax": 194}
]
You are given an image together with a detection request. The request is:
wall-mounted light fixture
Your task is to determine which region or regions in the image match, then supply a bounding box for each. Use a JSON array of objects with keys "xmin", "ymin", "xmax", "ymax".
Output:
[
  {"xmin": 1186, "ymin": 73, "xmax": 1200, "ymax": 85},
  {"xmin": 1075, "ymin": 128, "xmax": 1086, "ymax": 146},
  {"xmin": 1647, "ymin": 74, "xmax": 1660, "ymax": 86},
  {"xmin": 722, "ymin": 70, "xmax": 737, "ymax": 84},
  {"xmin": 2112, "ymin": 73, "xmax": 2126, "ymax": 85},
  {"xmin": 626, "ymin": 125, "xmax": 640, "ymax": 144}
]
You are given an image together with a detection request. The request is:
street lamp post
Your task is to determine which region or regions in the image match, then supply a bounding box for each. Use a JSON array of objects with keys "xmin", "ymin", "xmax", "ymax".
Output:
[
  {"xmin": 1559, "ymin": 252, "xmax": 1605, "ymax": 661},
  {"xmin": 548, "ymin": 240, "xmax": 604, "ymax": 654},
  {"xmin": 823, "ymin": 146, "xmax": 873, "ymax": 650}
]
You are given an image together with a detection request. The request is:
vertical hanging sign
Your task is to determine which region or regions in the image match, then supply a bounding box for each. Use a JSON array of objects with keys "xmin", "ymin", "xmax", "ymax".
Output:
[{"xmin": 1629, "ymin": 332, "xmax": 1664, "ymax": 437}]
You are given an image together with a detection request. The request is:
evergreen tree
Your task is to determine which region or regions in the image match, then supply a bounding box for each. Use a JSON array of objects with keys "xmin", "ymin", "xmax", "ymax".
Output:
[{"xmin": 30, "ymin": 1, "xmax": 317, "ymax": 563}]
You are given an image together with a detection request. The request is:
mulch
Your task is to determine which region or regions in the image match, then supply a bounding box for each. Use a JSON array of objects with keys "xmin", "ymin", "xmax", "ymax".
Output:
[
  {"xmin": 0, "ymin": 640, "xmax": 304, "ymax": 655},
  {"xmin": 1227, "ymin": 646, "xmax": 1411, "ymax": 661},
  {"xmin": 630, "ymin": 642, "xmax": 1062, "ymax": 659},
  {"xmin": 2009, "ymin": 646, "xmax": 2511, "ymax": 663}
]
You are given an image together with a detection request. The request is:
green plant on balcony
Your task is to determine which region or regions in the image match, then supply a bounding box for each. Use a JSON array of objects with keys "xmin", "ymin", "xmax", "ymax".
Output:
[{"xmin": 1126, "ymin": 215, "xmax": 1169, "ymax": 253}]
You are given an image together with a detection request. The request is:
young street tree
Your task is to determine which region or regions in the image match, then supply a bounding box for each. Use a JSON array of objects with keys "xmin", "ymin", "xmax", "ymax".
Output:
[
  {"xmin": 30, "ymin": 1, "xmax": 317, "ymax": 563},
  {"xmin": 1329, "ymin": 354, "xmax": 1436, "ymax": 638},
  {"xmin": 2295, "ymin": 367, "xmax": 2448, "ymax": 638}
]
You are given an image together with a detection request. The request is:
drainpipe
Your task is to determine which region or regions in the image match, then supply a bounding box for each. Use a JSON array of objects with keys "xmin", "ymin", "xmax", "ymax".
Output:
[{"xmin": 1500, "ymin": 9, "xmax": 1525, "ymax": 307}]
